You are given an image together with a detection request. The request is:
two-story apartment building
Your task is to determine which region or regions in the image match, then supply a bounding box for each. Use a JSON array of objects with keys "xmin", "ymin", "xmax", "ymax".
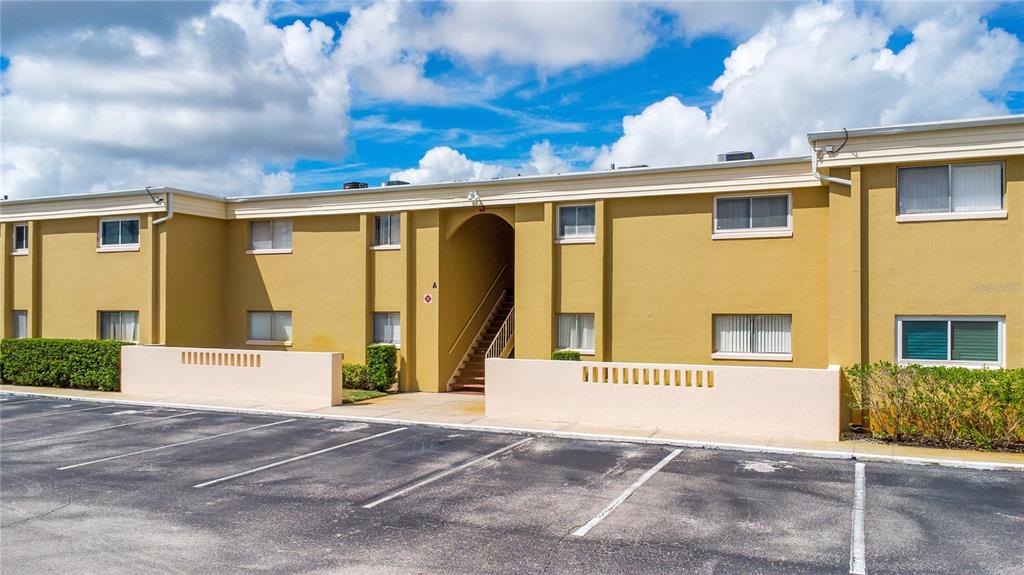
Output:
[{"xmin": 2, "ymin": 115, "xmax": 1021, "ymax": 394}]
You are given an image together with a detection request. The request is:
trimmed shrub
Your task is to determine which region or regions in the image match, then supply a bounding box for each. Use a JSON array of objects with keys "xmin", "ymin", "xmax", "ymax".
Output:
[
  {"xmin": 342, "ymin": 363, "xmax": 370, "ymax": 390},
  {"xmin": 0, "ymin": 338, "xmax": 131, "ymax": 391},
  {"xmin": 551, "ymin": 350, "xmax": 582, "ymax": 361},
  {"xmin": 846, "ymin": 362, "xmax": 1024, "ymax": 450},
  {"xmin": 366, "ymin": 344, "xmax": 398, "ymax": 392}
]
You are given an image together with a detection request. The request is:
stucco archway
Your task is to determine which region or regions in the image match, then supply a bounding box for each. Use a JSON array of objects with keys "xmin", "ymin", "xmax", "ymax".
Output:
[{"xmin": 440, "ymin": 211, "xmax": 515, "ymax": 392}]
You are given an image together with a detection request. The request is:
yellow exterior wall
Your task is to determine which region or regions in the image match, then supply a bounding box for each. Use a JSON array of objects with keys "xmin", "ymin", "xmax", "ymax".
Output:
[
  {"xmin": 164, "ymin": 214, "xmax": 227, "ymax": 347},
  {"xmin": 37, "ymin": 215, "xmax": 158, "ymax": 343},
  {"xmin": 223, "ymin": 214, "xmax": 369, "ymax": 359},
  {"xmin": 411, "ymin": 210, "xmax": 441, "ymax": 391},
  {"xmin": 862, "ymin": 157, "xmax": 1024, "ymax": 367},
  {"xmin": 514, "ymin": 203, "xmax": 554, "ymax": 359},
  {"xmin": 604, "ymin": 190, "xmax": 830, "ymax": 368}
]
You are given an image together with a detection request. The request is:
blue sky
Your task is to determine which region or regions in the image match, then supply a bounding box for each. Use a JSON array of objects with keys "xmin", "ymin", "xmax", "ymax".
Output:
[{"xmin": 2, "ymin": 1, "xmax": 1023, "ymax": 197}]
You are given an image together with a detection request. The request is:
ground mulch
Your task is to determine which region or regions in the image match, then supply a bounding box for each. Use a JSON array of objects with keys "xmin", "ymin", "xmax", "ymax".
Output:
[{"xmin": 841, "ymin": 430, "xmax": 1024, "ymax": 454}]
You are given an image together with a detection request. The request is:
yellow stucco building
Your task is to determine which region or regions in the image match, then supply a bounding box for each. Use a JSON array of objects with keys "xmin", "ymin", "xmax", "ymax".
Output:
[{"xmin": 2, "ymin": 115, "xmax": 1022, "ymax": 394}]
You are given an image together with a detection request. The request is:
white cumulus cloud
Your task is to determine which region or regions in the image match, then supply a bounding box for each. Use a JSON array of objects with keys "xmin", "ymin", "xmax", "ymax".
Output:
[
  {"xmin": 596, "ymin": 1, "xmax": 1022, "ymax": 169},
  {"xmin": 1, "ymin": 1, "xmax": 351, "ymax": 198},
  {"xmin": 390, "ymin": 139, "xmax": 571, "ymax": 184}
]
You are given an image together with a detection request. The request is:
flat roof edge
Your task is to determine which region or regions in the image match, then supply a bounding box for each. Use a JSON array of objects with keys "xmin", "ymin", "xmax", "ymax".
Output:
[
  {"xmin": 0, "ymin": 186, "xmax": 222, "ymax": 206},
  {"xmin": 226, "ymin": 155, "xmax": 812, "ymax": 202},
  {"xmin": 807, "ymin": 114, "xmax": 1024, "ymax": 142}
]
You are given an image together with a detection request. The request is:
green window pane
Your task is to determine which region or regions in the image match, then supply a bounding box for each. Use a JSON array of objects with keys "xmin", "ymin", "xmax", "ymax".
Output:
[
  {"xmin": 120, "ymin": 220, "xmax": 140, "ymax": 244},
  {"xmin": 101, "ymin": 221, "xmax": 120, "ymax": 245},
  {"xmin": 902, "ymin": 321, "xmax": 947, "ymax": 360},
  {"xmin": 951, "ymin": 321, "xmax": 998, "ymax": 362}
]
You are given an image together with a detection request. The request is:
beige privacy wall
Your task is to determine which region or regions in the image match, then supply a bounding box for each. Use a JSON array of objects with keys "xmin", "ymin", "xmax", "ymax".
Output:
[
  {"xmin": 122, "ymin": 346, "xmax": 344, "ymax": 407},
  {"xmin": 486, "ymin": 359, "xmax": 841, "ymax": 442}
]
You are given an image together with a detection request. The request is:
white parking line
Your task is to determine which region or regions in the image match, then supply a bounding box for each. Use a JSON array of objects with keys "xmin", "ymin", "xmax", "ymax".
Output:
[
  {"xmin": 849, "ymin": 462, "xmax": 867, "ymax": 575},
  {"xmin": 1, "ymin": 404, "xmax": 113, "ymax": 422},
  {"xmin": 362, "ymin": 437, "xmax": 533, "ymax": 509},
  {"xmin": 58, "ymin": 419, "xmax": 296, "ymax": 470},
  {"xmin": 194, "ymin": 427, "xmax": 407, "ymax": 488},
  {"xmin": 1, "ymin": 412, "xmax": 198, "ymax": 447},
  {"xmin": 573, "ymin": 448, "xmax": 682, "ymax": 537},
  {"xmin": 0, "ymin": 398, "xmax": 47, "ymax": 407}
]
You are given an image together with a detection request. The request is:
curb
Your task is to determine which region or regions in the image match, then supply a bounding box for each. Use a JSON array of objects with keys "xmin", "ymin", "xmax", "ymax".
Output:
[{"xmin": 3, "ymin": 390, "xmax": 1022, "ymax": 472}]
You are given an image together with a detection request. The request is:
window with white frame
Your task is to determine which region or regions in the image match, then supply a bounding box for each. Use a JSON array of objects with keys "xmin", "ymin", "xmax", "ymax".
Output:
[
  {"xmin": 99, "ymin": 311, "xmax": 139, "ymax": 342},
  {"xmin": 713, "ymin": 314, "xmax": 792, "ymax": 359},
  {"xmin": 98, "ymin": 217, "xmax": 140, "ymax": 249},
  {"xmin": 373, "ymin": 214, "xmax": 401, "ymax": 247},
  {"xmin": 556, "ymin": 313, "xmax": 595, "ymax": 352},
  {"xmin": 248, "ymin": 311, "xmax": 292, "ymax": 343},
  {"xmin": 12, "ymin": 224, "xmax": 29, "ymax": 254},
  {"xmin": 898, "ymin": 162, "xmax": 1003, "ymax": 215},
  {"xmin": 897, "ymin": 316, "xmax": 1003, "ymax": 367},
  {"xmin": 557, "ymin": 204, "xmax": 596, "ymax": 241},
  {"xmin": 373, "ymin": 312, "xmax": 401, "ymax": 345},
  {"xmin": 714, "ymin": 194, "xmax": 791, "ymax": 236},
  {"xmin": 11, "ymin": 310, "xmax": 28, "ymax": 339},
  {"xmin": 249, "ymin": 220, "xmax": 292, "ymax": 252}
]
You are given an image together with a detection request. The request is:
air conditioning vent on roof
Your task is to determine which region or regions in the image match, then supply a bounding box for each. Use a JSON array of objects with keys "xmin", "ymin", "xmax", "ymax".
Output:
[
  {"xmin": 343, "ymin": 181, "xmax": 369, "ymax": 190},
  {"xmin": 384, "ymin": 180, "xmax": 409, "ymax": 187},
  {"xmin": 717, "ymin": 151, "xmax": 754, "ymax": 162}
]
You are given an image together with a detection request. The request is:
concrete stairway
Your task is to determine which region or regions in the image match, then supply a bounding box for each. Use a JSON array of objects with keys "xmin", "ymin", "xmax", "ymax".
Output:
[{"xmin": 449, "ymin": 294, "xmax": 514, "ymax": 394}]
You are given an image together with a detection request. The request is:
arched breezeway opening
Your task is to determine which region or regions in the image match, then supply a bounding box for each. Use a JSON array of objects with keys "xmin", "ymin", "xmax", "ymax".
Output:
[{"xmin": 440, "ymin": 208, "xmax": 515, "ymax": 393}]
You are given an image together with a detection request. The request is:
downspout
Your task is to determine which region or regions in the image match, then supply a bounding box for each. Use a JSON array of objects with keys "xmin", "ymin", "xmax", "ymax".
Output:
[
  {"xmin": 811, "ymin": 147, "xmax": 852, "ymax": 187},
  {"xmin": 150, "ymin": 190, "xmax": 172, "ymax": 347},
  {"xmin": 152, "ymin": 191, "xmax": 174, "ymax": 225}
]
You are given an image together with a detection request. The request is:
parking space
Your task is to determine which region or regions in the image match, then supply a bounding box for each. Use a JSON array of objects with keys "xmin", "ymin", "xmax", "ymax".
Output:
[{"xmin": 2, "ymin": 392, "xmax": 1022, "ymax": 574}]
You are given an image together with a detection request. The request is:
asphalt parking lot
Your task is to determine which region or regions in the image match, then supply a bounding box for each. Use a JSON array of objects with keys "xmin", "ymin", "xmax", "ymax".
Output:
[{"xmin": 1, "ymin": 393, "xmax": 1022, "ymax": 574}]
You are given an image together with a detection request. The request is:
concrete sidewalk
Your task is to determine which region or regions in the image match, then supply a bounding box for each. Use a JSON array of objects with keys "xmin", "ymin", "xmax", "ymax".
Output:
[{"xmin": 2, "ymin": 384, "xmax": 1022, "ymax": 471}]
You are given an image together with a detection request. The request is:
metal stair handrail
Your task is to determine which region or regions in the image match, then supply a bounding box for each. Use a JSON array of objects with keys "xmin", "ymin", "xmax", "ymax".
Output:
[{"xmin": 485, "ymin": 305, "xmax": 514, "ymax": 359}]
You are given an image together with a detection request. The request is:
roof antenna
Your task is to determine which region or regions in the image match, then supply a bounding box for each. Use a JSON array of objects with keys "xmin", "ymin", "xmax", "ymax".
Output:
[{"xmin": 145, "ymin": 186, "xmax": 164, "ymax": 205}]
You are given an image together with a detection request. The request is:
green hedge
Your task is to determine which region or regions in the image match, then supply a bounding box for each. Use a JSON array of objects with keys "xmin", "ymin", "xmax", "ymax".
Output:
[
  {"xmin": 342, "ymin": 363, "xmax": 370, "ymax": 390},
  {"xmin": 0, "ymin": 338, "xmax": 132, "ymax": 391},
  {"xmin": 366, "ymin": 344, "xmax": 398, "ymax": 392},
  {"xmin": 846, "ymin": 362, "xmax": 1024, "ymax": 450},
  {"xmin": 551, "ymin": 350, "xmax": 582, "ymax": 361}
]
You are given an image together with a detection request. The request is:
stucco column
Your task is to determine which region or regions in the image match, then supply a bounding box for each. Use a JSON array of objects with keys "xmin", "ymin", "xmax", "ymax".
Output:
[
  {"xmin": 413, "ymin": 210, "xmax": 441, "ymax": 392},
  {"xmin": 28, "ymin": 221, "xmax": 42, "ymax": 337},
  {"xmin": 826, "ymin": 167, "xmax": 862, "ymax": 367},
  {"xmin": 513, "ymin": 202, "xmax": 554, "ymax": 359},
  {"xmin": 595, "ymin": 199, "xmax": 608, "ymax": 361},
  {"xmin": 0, "ymin": 223, "xmax": 10, "ymax": 338},
  {"xmin": 399, "ymin": 211, "xmax": 414, "ymax": 392},
  {"xmin": 362, "ymin": 212, "xmax": 374, "ymax": 356}
]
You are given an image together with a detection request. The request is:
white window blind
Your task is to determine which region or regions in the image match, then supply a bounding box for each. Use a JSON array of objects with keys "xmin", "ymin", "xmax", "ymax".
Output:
[
  {"xmin": 898, "ymin": 163, "xmax": 1002, "ymax": 215},
  {"xmin": 248, "ymin": 311, "xmax": 292, "ymax": 341},
  {"xmin": 99, "ymin": 311, "xmax": 139, "ymax": 342},
  {"xmin": 715, "ymin": 195, "xmax": 790, "ymax": 231},
  {"xmin": 12, "ymin": 310, "xmax": 28, "ymax": 338},
  {"xmin": 951, "ymin": 163, "xmax": 1002, "ymax": 212},
  {"xmin": 558, "ymin": 205, "xmax": 596, "ymax": 238},
  {"xmin": 250, "ymin": 221, "xmax": 292, "ymax": 250},
  {"xmin": 557, "ymin": 313, "xmax": 595, "ymax": 351},
  {"xmin": 714, "ymin": 314, "xmax": 791, "ymax": 354},
  {"xmin": 374, "ymin": 214, "xmax": 401, "ymax": 246},
  {"xmin": 373, "ymin": 312, "xmax": 401, "ymax": 345}
]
